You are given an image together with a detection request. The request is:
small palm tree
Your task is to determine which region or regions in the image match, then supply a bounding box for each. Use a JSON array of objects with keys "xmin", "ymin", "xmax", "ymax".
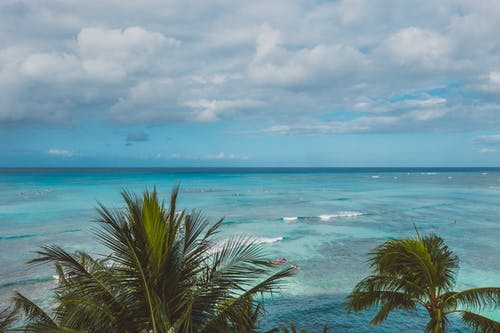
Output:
[
  {"xmin": 11, "ymin": 187, "xmax": 294, "ymax": 333},
  {"xmin": 345, "ymin": 230, "xmax": 500, "ymax": 332}
]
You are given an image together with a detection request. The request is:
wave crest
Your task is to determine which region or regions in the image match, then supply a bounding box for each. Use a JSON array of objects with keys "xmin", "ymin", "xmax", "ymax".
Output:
[{"xmin": 319, "ymin": 211, "xmax": 364, "ymax": 221}]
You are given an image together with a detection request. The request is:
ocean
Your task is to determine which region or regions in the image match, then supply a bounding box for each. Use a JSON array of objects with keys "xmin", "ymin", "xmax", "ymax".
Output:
[{"xmin": 0, "ymin": 168, "xmax": 499, "ymax": 332}]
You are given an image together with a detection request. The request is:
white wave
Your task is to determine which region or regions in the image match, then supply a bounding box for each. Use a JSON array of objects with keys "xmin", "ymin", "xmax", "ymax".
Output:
[
  {"xmin": 283, "ymin": 216, "xmax": 298, "ymax": 222},
  {"xmin": 255, "ymin": 236, "xmax": 283, "ymax": 244},
  {"xmin": 371, "ymin": 175, "xmax": 381, "ymax": 179},
  {"xmin": 319, "ymin": 211, "xmax": 364, "ymax": 221},
  {"xmin": 482, "ymin": 172, "xmax": 488, "ymax": 175},
  {"xmin": 208, "ymin": 235, "xmax": 283, "ymax": 254},
  {"xmin": 421, "ymin": 172, "xmax": 437, "ymax": 175}
]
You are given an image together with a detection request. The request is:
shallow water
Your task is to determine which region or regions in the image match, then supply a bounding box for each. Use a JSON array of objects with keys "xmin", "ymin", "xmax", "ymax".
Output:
[{"xmin": 1, "ymin": 168, "xmax": 499, "ymax": 332}]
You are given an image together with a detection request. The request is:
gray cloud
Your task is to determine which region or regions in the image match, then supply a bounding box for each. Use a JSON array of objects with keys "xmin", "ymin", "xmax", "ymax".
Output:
[
  {"xmin": 2, "ymin": 0, "xmax": 500, "ymax": 134},
  {"xmin": 126, "ymin": 130, "xmax": 149, "ymax": 143}
]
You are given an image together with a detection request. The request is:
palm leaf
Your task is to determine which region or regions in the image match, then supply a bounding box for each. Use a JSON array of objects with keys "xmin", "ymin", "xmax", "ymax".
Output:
[
  {"xmin": 370, "ymin": 237, "xmax": 438, "ymax": 291},
  {"xmin": 460, "ymin": 311, "xmax": 500, "ymax": 333},
  {"xmin": 421, "ymin": 234, "xmax": 458, "ymax": 291},
  {"xmin": 12, "ymin": 292, "xmax": 58, "ymax": 329},
  {"xmin": 444, "ymin": 287, "xmax": 500, "ymax": 312},
  {"xmin": 0, "ymin": 306, "xmax": 17, "ymax": 332}
]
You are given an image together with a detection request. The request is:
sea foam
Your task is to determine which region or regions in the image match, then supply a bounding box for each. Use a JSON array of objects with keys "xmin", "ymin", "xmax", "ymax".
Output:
[
  {"xmin": 319, "ymin": 211, "xmax": 364, "ymax": 221},
  {"xmin": 208, "ymin": 235, "xmax": 283, "ymax": 254},
  {"xmin": 255, "ymin": 236, "xmax": 283, "ymax": 244}
]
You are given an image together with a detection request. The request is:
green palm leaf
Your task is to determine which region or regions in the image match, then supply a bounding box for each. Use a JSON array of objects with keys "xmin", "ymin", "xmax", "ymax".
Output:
[
  {"xmin": 12, "ymin": 292, "xmax": 58, "ymax": 330},
  {"xmin": 444, "ymin": 287, "xmax": 500, "ymax": 312},
  {"xmin": 0, "ymin": 306, "xmax": 17, "ymax": 333},
  {"xmin": 460, "ymin": 311, "xmax": 500, "ymax": 333}
]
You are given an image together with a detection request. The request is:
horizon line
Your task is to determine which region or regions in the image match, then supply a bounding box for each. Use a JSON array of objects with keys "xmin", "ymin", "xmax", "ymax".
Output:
[{"xmin": 1, "ymin": 166, "xmax": 499, "ymax": 171}]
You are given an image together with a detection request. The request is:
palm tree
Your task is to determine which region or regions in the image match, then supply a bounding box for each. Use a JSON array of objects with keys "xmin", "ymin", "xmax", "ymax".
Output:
[
  {"xmin": 345, "ymin": 230, "xmax": 500, "ymax": 332},
  {"xmin": 11, "ymin": 186, "xmax": 294, "ymax": 333}
]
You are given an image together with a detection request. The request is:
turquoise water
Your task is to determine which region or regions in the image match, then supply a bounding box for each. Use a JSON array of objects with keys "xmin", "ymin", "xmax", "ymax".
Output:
[{"xmin": 1, "ymin": 168, "xmax": 499, "ymax": 332}]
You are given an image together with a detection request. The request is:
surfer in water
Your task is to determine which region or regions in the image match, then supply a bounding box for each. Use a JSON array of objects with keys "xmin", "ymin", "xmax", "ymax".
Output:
[{"xmin": 269, "ymin": 258, "xmax": 287, "ymax": 265}]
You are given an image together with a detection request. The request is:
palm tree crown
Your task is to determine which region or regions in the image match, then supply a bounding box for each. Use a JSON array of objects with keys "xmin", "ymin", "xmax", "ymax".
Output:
[
  {"xmin": 8, "ymin": 187, "xmax": 294, "ymax": 333},
  {"xmin": 345, "ymin": 230, "xmax": 500, "ymax": 333}
]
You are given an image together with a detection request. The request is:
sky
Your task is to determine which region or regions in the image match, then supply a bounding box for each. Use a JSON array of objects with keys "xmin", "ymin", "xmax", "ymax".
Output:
[{"xmin": 2, "ymin": 0, "xmax": 500, "ymax": 167}]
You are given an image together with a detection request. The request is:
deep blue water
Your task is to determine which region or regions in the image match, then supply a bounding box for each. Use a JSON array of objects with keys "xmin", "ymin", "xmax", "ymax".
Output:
[{"xmin": 1, "ymin": 168, "xmax": 499, "ymax": 332}]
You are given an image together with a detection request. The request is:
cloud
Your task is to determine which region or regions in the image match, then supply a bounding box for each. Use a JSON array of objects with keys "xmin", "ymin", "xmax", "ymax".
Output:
[
  {"xmin": 380, "ymin": 27, "xmax": 453, "ymax": 69},
  {"xmin": 474, "ymin": 135, "xmax": 500, "ymax": 145},
  {"xmin": 205, "ymin": 152, "xmax": 249, "ymax": 160},
  {"xmin": 2, "ymin": 0, "xmax": 500, "ymax": 136},
  {"xmin": 148, "ymin": 152, "xmax": 248, "ymax": 160},
  {"xmin": 248, "ymin": 24, "xmax": 367, "ymax": 87},
  {"xmin": 184, "ymin": 98, "xmax": 263, "ymax": 122},
  {"xmin": 18, "ymin": 26, "xmax": 172, "ymax": 83},
  {"xmin": 47, "ymin": 148, "xmax": 74, "ymax": 157},
  {"xmin": 472, "ymin": 134, "xmax": 500, "ymax": 154},
  {"xmin": 478, "ymin": 147, "xmax": 496, "ymax": 153},
  {"xmin": 126, "ymin": 130, "xmax": 149, "ymax": 144},
  {"xmin": 0, "ymin": 24, "xmax": 178, "ymax": 125}
]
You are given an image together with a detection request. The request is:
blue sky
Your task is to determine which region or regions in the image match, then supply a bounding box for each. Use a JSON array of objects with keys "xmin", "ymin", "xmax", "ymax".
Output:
[{"xmin": 2, "ymin": 0, "xmax": 500, "ymax": 167}]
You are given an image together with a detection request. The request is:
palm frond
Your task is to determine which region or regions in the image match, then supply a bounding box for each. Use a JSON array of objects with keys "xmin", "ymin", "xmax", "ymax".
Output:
[
  {"xmin": 369, "ymin": 237, "xmax": 437, "ymax": 290},
  {"xmin": 196, "ymin": 266, "xmax": 295, "ymax": 332},
  {"xmin": 460, "ymin": 311, "xmax": 500, "ymax": 333},
  {"xmin": 0, "ymin": 306, "xmax": 17, "ymax": 332},
  {"xmin": 421, "ymin": 234, "xmax": 458, "ymax": 291},
  {"xmin": 345, "ymin": 286, "xmax": 417, "ymax": 325},
  {"xmin": 444, "ymin": 287, "xmax": 500, "ymax": 312},
  {"xmin": 370, "ymin": 294, "xmax": 417, "ymax": 325},
  {"xmin": 12, "ymin": 292, "xmax": 57, "ymax": 329}
]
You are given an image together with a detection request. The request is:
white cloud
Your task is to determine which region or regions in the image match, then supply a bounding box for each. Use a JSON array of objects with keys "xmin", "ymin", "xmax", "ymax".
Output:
[
  {"xmin": 474, "ymin": 134, "xmax": 500, "ymax": 145},
  {"xmin": 205, "ymin": 152, "xmax": 248, "ymax": 160},
  {"xmin": 471, "ymin": 71, "xmax": 500, "ymax": 95},
  {"xmin": 381, "ymin": 27, "xmax": 453, "ymax": 69},
  {"xmin": 409, "ymin": 108, "xmax": 447, "ymax": 121},
  {"xmin": 20, "ymin": 53, "xmax": 83, "ymax": 81},
  {"xmin": 189, "ymin": 73, "xmax": 242, "ymax": 85},
  {"xmin": 478, "ymin": 147, "xmax": 496, "ymax": 153},
  {"xmin": 2, "ymin": 0, "xmax": 500, "ymax": 136},
  {"xmin": 47, "ymin": 148, "xmax": 74, "ymax": 157},
  {"xmin": 77, "ymin": 26, "xmax": 174, "ymax": 77},
  {"xmin": 109, "ymin": 79, "xmax": 185, "ymax": 124},
  {"xmin": 77, "ymin": 26, "xmax": 172, "ymax": 56},
  {"xmin": 254, "ymin": 24, "xmax": 281, "ymax": 62},
  {"xmin": 18, "ymin": 26, "xmax": 172, "ymax": 83},
  {"xmin": 184, "ymin": 98, "xmax": 263, "ymax": 122},
  {"xmin": 249, "ymin": 24, "xmax": 367, "ymax": 87}
]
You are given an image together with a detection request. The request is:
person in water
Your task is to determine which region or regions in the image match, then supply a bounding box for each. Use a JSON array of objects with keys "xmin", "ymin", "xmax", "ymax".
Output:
[{"xmin": 269, "ymin": 258, "xmax": 287, "ymax": 265}]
